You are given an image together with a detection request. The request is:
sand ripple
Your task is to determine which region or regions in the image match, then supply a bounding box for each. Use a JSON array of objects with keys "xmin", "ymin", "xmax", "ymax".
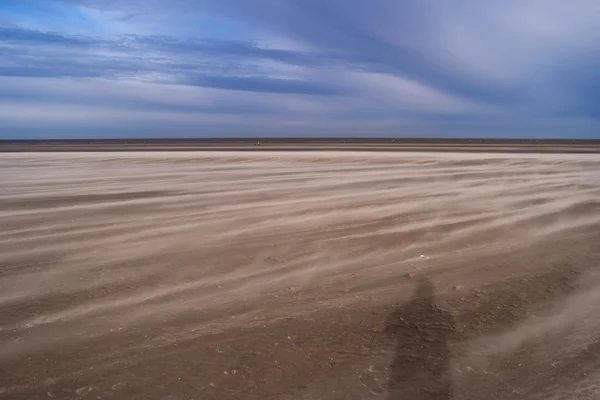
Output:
[{"xmin": 1, "ymin": 151, "xmax": 599, "ymax": 399}]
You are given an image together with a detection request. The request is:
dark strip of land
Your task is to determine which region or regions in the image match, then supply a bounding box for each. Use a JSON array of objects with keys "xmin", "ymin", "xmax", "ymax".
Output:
[{"xmin": 2, "ymin": 138, "xmax": 600, "ymax": 153}]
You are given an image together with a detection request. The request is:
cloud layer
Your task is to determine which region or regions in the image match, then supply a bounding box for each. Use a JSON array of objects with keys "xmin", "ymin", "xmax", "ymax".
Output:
[{"xmin": 1, "ymin": 0, "xmax": 599, "ymax": 138}]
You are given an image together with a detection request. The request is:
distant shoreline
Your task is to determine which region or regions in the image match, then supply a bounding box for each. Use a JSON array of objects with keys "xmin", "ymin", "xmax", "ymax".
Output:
[{"xmin": 2, "ymin": 138, "xmax": 600, "ymax": 153}]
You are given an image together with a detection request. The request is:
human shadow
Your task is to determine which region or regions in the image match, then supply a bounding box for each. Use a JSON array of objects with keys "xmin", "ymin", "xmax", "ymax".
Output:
[{"xmin": 385, "ymin": 278, "xmax": 455, "ymax": 399}]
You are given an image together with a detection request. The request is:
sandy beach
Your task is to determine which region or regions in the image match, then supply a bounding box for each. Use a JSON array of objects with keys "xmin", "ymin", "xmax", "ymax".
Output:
[{"xmin": 1, "ymin": 151, "xmax": 599, "ymax": 399}]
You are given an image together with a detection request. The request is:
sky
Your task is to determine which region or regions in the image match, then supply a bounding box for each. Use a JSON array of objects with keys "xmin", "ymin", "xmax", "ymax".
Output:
[{"xmin": 1, "ymin": 0, "xmax": 599, "ymax": 139}]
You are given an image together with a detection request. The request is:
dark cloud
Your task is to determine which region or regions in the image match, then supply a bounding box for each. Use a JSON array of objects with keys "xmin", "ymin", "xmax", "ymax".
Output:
[
  {"xmin": 0, "ymin": 66, "xmax": 102, "ymax": 78},
  {"xmin": 49, "ymin": 1, "xmax": 525, "ymax": 105},
  {"xmin": 0, "ymin": 27, "xmax": 324, "ymax": 65},
  {"xmin": 0, "ymin": 27, "xmax": 349, "ymax": 95},
  {"xmin": 186, "ymin": 76, "xmax": 347, "ymax": 95},
  {"xmin": 2, "ymin": 0, "xmax": 600, "ymax": 137},
  {"xmin": 0, "ymin": 27, "xmax": 96, "ymax": 46},
  {"xmin": 202, "ymin": 0, "xmax": 600, "ymax": 116}
]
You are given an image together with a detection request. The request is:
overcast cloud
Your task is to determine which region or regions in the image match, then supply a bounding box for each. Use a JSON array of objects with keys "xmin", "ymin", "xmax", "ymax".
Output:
[{"xmin": 1, "ymin": 0, "xmax": 599, "ymax": 138}]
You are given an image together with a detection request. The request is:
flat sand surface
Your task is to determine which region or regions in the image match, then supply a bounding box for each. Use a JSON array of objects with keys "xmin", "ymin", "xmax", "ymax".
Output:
[
  {"xmin": 1, "ymin": 151, "xmax": 600, "ymax": 399},
  {"xmin": 3, "ymin": 143, "xmax": 600, "ymax": 153}
]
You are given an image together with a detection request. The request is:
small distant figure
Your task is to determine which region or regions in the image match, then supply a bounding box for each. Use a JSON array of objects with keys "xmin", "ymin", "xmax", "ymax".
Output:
[
  {"xmin": 255, "ymin": 140, "xmax": 260, "ymax": 146},
  {"xmin": 385, "ymin": 278, "xmax": 455, "ymax": 399}
]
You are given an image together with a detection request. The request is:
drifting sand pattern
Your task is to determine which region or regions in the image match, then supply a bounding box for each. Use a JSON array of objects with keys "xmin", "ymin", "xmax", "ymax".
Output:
[{"xmin": 1, "ymin": 152, "xmax": 599, "ymax": 399}]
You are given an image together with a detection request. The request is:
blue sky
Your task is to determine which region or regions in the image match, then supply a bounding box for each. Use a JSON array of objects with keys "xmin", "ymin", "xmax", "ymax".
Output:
[{"xmin": 1, "ymin": 0, "xmax": 599, "ymax": 139}]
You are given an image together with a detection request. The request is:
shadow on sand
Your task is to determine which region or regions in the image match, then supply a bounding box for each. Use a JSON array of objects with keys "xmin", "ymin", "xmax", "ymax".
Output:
[{"xmin": 385, "ymin": 278, "xmax": 455, "ymax": 399}]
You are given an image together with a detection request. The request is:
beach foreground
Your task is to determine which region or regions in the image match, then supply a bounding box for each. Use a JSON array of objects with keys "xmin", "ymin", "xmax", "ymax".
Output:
[{"xmin": 1, "ymin": 151, "xmax": 599, "ymax": 399}]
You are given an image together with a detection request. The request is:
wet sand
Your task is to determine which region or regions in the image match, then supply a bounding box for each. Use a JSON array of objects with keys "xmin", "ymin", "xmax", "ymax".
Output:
[
  {"xmin": 1, "ymin": 151, "xmax": 599, "ymax": 399},
  {"xmin": 2, "ymin": 138, "xmax": 600, "ymax": 153}
]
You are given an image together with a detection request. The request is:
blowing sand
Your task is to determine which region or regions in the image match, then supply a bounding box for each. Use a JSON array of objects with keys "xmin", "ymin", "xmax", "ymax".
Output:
[{"xmin": 1, "ymin": 151, "xmax": 599, "ymax": 399}]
